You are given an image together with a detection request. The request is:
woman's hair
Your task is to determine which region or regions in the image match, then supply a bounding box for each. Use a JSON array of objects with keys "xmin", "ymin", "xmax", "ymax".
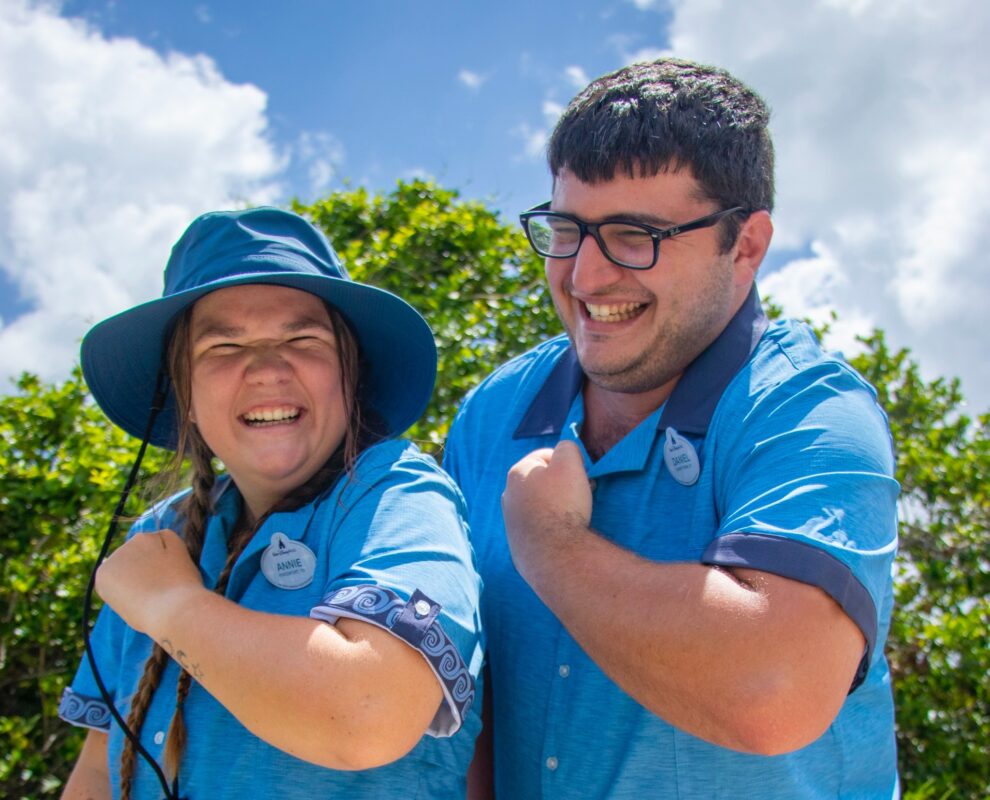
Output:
[{"xmin": 119, "ymin": 297, "xmax": 378, "ymax": 798}]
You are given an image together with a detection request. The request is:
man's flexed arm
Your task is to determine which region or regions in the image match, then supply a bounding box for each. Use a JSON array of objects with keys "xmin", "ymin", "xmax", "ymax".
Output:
[{"xmin": 501, "ymin": 440, "xmax": 865, "ymax": 755}]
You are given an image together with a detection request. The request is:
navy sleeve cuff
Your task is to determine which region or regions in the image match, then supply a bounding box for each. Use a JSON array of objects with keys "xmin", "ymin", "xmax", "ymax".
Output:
[
  {"xmin": 702, "ymin": 533, "xmax": 877, "ymax": 692},
  {"xmin": 58, "ymin": 688, "xmax": 112, "ymax": 731},
  {"xmin": 310, "ymin": 585, "xmax": 476, "ymax": 737}
]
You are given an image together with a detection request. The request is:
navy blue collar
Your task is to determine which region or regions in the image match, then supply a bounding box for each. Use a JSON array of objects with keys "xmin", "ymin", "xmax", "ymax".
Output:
[{"xmin": 513, "ymin": 284, "xmax": 769, "ymax": 439}]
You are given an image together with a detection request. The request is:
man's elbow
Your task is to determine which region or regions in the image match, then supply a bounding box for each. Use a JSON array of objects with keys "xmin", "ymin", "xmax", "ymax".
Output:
[
  {"xmin": 728, "ymin": 717, "xmax": 827, "ymax": 756},
  {"xmin": 719, "ymin": 689, "xmax": 844, "ymax": 756}
]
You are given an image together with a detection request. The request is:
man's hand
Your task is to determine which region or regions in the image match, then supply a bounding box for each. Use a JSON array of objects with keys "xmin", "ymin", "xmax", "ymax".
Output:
[
  {"xmin": 501, "ymin": 441, "xmax": 593, "ymax": 584},
  {"xmin": 95, "ymin": 528, "xmax": 205, "ymax": 638}
]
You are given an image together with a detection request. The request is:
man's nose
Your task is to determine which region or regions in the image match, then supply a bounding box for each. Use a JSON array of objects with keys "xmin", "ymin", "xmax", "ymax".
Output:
[{"xmin": 570, "ymin": 232, "xmax": 624, "ymax": 293}]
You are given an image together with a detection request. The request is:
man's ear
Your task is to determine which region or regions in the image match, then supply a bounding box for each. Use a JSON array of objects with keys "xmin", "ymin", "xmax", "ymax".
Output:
[{"xmin": 732, "ymin": 210, "xmax": 773, "ymax": 286}]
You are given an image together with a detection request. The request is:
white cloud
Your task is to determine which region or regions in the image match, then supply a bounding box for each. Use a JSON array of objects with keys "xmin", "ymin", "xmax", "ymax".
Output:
[
  {"xmin": 512, "ymin": 123, "xmax": 548, "ymax": 160},
  {"xmin": 297, "ymin": 131, "xmax": 345, "ymax": 197},
  {"xmin": 627, "ymin": 0, "xmax": 663, "ymax": 9},
  {"xmin": 458, "ymin": 69, "xmax": 486, "ymax": 91},
  {"xmin": 514, "ymin": 98, "xmax": 567, "ymax": 162},
  {"xmin": 0, "ymin": 0, "xmax": 283, "ymax": 389},
  {"xmin": 564, "ymin": 65, "xmax": 590, "ymax": 89},
  {"xmin": 661, "ymin": 0, "xmax": 990, "ymax": 410},
  {"xmin": 542, "ymin": 100, "xmax": 564, "ymax": 121}
]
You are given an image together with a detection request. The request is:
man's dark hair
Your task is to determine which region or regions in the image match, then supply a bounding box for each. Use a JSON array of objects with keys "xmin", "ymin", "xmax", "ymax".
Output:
[{"xmin": 548, "ymin": 58, "xmax": 774, "ymax": 250}]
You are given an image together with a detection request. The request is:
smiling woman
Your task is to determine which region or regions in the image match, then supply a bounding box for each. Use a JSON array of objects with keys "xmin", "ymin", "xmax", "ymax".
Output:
[
  {"xmin": 180, "ymin": 286, "xmax": 352, "ymax": 520},
  {"xmin": 57, "ymin": 208, "xmax": 483, "ymax": 800}
]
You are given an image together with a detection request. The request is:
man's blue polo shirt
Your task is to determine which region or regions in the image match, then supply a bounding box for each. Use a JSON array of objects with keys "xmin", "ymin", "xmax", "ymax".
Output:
[
  {"xmin": 61, "ymin": 439, "xmax": 484, "ymax": 799},
  {"xmin": 444, "ymin": 287, "xmax": 900, "ymax": 799}
]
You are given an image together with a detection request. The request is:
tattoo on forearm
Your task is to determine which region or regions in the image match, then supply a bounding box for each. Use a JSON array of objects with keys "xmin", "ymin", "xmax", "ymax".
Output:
[{"xmin": 160, "ymin": 639, "xmax": 205, "ymax": 679}]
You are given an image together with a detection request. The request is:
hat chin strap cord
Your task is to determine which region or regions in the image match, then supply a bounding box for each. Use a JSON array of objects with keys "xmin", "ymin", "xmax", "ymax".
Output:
[{"xmin": 82, "ymin": 367, "xmax": 186, "ymax": 800}]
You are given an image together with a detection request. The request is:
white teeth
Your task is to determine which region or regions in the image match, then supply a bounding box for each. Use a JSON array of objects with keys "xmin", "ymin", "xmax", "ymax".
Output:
[
  {"xmin": 244, "ymin": 407, "xmax": 300, "ymax": 425},
  {"xmin": 585, "ymin": 302, "xmax": 644, "ymax": 322}
]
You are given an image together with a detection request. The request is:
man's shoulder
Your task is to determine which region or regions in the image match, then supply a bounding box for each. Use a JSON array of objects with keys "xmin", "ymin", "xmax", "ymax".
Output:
[
  {"xmin": 445, "ymin": 335, "xmax": 572, "ymax": 478},
  {"xmin": 751, "ymin": 318, "xmax": 880, "ymax": 396},
  {"xmin": 460, "ymin": 334, "xmax": 572, "ymax": 411},
  {"xmin": 717, "ymin": 316, "xmax": 889, "ymax": 436}
]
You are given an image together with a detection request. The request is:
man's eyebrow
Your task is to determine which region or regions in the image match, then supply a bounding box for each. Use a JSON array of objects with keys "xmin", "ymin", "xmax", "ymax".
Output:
[
  {"xmin": 601, "ymin": 211, "xmax": 677, "ymax": 227},
  {"xmin": 552, "ymin": 205, "xmax": 677, "ymax": 227}
]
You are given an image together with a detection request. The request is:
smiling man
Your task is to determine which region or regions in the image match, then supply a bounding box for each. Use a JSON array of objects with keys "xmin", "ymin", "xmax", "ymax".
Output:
[{"xmin": 444, "ymin": 59, "xmax": 900, "ymax": 799}]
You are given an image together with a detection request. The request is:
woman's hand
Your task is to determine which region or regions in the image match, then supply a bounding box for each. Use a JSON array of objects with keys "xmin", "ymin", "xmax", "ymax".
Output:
[{"xmin": 96, "ymin": 529, "xmax": 205, "ymax": 637}]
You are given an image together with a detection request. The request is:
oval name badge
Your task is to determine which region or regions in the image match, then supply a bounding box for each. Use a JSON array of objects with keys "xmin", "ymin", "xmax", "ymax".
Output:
[
  {"xmin": 260, "ymin": 532, "xmax": 317, "ymax": 590},
  {"xmin": 663, "ymin": 427, "xmax": 700, "ymax": 486}
]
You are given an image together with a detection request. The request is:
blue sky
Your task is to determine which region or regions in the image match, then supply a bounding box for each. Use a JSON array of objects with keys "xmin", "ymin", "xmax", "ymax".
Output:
[
  {"xmin": 58, "ymin": 0, "xmax": 671, "ymax": 212},
  {"xmin": 2, "ymin": 0, "xmax": 989, "ymax": 410}
]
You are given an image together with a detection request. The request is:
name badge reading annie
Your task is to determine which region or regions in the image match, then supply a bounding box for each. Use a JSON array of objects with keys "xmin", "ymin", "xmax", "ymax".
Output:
[
  {"xmin": 260, "ymin": 533, "xmax": 317, "ymax": 590},
  {"xmin": 663, "ymin": 427, "xmax": 700, "ymax": 486}
]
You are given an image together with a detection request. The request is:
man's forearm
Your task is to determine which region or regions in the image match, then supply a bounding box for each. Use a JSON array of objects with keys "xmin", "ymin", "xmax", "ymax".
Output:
[{"xmin": 513, "ymin": 516, "xmax": 864, "ymax": 754}]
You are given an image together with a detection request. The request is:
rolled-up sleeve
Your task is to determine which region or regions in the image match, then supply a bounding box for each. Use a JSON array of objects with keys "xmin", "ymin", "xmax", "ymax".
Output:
[
  {"xmin": 310, "ymin": 442, "xmax": 483, "ymax": 737},
  {"xmin": 704, "ymin": 362, "xmax": 899, "ymax": 686}
]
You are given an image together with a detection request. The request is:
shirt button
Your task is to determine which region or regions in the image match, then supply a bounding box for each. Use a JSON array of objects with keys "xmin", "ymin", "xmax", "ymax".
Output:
[
  {"xmin": 546, "ymin": 756, "xmax": 559, "ymax": 771},
  {"xmin": 558, "ymin": 664, "xmax": 570, "ymax": 678},
  {"xmin": 153, "ymin": 731, "xmax": 165, "ymax": 745},
  {"xmin": 414, "ymin": 599, "xmax": 431, "ymax": 617}
]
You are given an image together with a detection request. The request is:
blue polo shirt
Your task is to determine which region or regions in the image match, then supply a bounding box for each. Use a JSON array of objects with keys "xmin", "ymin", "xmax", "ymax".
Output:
[
  {"xmin": 444, "ymin": 287, "xmax": 900, "ymax": 799},
  {"xmin": 61, "ymin": 439, "xmax": 483, "ymax": 800}
]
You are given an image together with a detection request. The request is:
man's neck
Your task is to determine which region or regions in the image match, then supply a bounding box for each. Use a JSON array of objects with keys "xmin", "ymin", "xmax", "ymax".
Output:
[{"xmin": 581, "ymin": 378, "xmax": 678, "ymax": 460}]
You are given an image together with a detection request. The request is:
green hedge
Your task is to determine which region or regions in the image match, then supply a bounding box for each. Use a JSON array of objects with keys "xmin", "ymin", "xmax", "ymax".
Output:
[{"xmin": 2, "ymin": 182, "xmax": 986, "ymax": 797}]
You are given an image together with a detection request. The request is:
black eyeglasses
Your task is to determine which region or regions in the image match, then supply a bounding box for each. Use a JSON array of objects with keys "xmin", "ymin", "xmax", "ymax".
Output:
[{"xmin": 519, "ymin": 202, "xmax": 747, "ymax": 270}]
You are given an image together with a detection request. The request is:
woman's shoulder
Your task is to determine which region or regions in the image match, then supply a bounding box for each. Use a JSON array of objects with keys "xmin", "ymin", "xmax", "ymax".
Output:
[
  {"xmin": 354, "ymin": 437, "xmax": 436, "ymax": 471},
  {"xmin": 126, "ymin": 486, "xmax": 192, "ymax": 537},
  {"xmin": 127, "ymin": 476, "xmax": 236, "ymax": 538},
  {"xmin": 347, "ymin": 438, "xmax": 462, "ymax": 498}
]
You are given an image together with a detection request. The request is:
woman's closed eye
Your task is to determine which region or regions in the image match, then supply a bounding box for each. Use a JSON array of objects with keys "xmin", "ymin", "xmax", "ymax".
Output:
[
  {"xmin": 285, "ymin": 333, "xmax": 336, "ymax": 351},
  {"xmin": 207, "ymin": 342, "xmax": 243, "ymax": 354}
]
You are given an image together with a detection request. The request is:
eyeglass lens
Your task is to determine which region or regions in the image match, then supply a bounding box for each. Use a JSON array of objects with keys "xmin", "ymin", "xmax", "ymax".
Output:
[{"xmin": 526, "ymin": 216, "xmax": 656, "ymax": 268}]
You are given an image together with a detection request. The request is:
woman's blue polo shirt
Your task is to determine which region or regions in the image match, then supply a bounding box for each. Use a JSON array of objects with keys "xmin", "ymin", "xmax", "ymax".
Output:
[
  {"xmin": 444, "ymin": 287, "xmax": 900, "ymax": 799},
  {"xmin": 61, "ymin": 439, "xmax": 484, "ymax": 799}
]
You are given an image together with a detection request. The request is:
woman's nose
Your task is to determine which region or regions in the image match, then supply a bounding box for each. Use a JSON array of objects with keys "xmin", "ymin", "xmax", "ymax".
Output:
[{"xmin": 244, "ymin": 345, "xmax": 291, "ymax": 382}]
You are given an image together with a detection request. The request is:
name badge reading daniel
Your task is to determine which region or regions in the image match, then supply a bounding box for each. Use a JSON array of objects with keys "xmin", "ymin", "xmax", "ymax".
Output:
[
  {"xmin": 663, "ymin": 427, "xmax": 700, "ymax": 486},
  {"xmin": 260, "ymin": 533, "xmax": 316, "ymax": 590}
]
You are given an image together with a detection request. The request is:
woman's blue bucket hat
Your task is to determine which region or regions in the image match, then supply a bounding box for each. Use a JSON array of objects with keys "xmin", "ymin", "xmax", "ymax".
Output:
[{"xmin": 81, "ymin": 207, "xmax": 437, "ymax": 449}]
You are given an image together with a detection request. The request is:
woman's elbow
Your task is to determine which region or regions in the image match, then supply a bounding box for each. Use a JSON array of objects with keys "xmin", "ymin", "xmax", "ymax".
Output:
[{"xmin": 321, "ymin": 706, "xmax": 436, "ymax": 770}]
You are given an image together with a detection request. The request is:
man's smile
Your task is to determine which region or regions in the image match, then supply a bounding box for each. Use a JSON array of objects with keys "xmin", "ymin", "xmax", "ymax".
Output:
[{"xmin": 583, "ymin": 301, "xmax": 647, "ymax": 323}]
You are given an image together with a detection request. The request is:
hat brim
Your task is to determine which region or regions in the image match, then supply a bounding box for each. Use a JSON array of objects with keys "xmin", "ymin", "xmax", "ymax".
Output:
[{"xmin": 81, "ymin": 272, "xmax": 437, "ymax": 449}]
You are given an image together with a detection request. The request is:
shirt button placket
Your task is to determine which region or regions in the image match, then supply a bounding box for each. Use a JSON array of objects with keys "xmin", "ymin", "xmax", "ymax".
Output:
[{"xmin": 542, "ymin": 633, "xmax": 573, "ymax": 796}]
